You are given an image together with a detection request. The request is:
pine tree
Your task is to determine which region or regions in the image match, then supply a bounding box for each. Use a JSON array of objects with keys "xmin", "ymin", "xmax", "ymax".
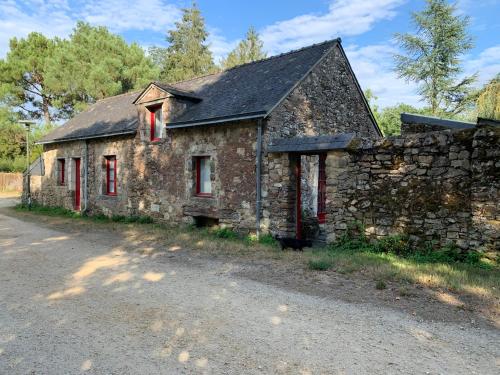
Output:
[
  {"xmin": 222, "ymin": 27, "xmax": 267, "ymax": 69},
  {"xmin": 394, "ymin": 0, "xmax": 476, "ymax": 115},
  {"xmin": 46, "ymin": 22, "xmax": 159, "ymax": 117},
  {"xmin": 160, "ymin": 2, "xmax": 215, "ymax": 82},
  {"xmin": 0, "ymin": 33, "xmax": 59, "ymax": 123}
]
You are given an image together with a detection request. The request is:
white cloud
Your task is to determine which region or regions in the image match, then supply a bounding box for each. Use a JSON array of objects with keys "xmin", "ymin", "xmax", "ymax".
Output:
[
  {"xmin": 464, "ymin": 45, "xmax": 500, "ymax": 85},
  {"xmin": 260, "ymin": 0, "xmax": 405, "ymax": 54},
  {"xmin": 206, "ymin": 27, "xmax": 239, "ymax": 64},
  {"xmin": 0, "ymin": 0, "xmax": 180, "ymax": 57},
  {"xmin": 344, "ymin": 43, "xmax": 422, "ymax": 108}
]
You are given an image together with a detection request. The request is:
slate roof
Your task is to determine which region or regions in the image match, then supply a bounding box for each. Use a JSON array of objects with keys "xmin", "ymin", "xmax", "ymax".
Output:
[
  {"xmin": 166, "ymin": 39, "xmax": 340, "ymax": 127},
  {"xmin": 38, "ymin": 91, "xmax": 139, "ymax": 144},
  {"xmin": 401, "ymin": 113, "xmax": 475, "ymax": 130},
  {"xmin": 41, "ymin": 38, "xmax": 373, "ymax": 144},
  {"xmin": 268, "ymin": 133, "xmax": 355, "ymax": 153}
]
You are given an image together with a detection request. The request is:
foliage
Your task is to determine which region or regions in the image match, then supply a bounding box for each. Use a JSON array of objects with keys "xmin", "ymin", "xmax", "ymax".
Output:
[
  {"xmin": 0, "ymin": 32, "xmax": 60, "ymax": 123},
  {"xmin": 0, "ymin": 106, "xmax": 55, "ymax": 172},
  {"xmin": 476, "ymin": 73, "xmax": 500, "ymax": 120},
  {"xmin": 375, "ymin": 280, "xmax": 387, "ymax": 290},
  {"xmin": 394, "ymin": 0, "xmax": 476, "ymax": 115},
  {"xmin": 222, "ymin": 26, "xmax": 267, "ymax": 69},
  {"xmin": 46, "ymin": 22, "xmax": 159, "ymax": 118},
  {"xmin": 0, "ymin": 22, "xmax": 158, "ymax": 122},
  {"xmin": 211, "ymin": 227, "xmax": 239, "ymax": 239},
  {"xmin": 308, "ymin": 259, "xmax": 332, "ymax": 271},
  {"xmin": 364, "ymin": 90, "xmax": 432, "ymax": 136},
  {"xmin": 157, "ymin": 2, "xmax": 216, "ymax": 82}
]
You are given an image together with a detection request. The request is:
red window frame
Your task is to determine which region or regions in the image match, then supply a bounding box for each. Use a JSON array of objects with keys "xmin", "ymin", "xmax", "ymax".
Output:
[
  {"xmin": 106, "ymin": 156, "xmax": 117, "ymax": 196},
  {"xmin": 317, "ymin": 153, "xmax": 327, "ymax": 224},
  {"xmin": 150, "ymin": 105, "xmax": 162, "ymax": 142},
  {"xmin": 195, "ymin": 156, "xmax": 212, "ymax": 197},
  {"xmin": 57, "ymin": 158, "xmax": 65, "ymax": 185}
]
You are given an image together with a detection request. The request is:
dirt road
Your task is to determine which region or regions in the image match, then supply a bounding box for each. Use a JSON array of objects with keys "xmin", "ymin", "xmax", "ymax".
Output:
[{"xmin": 0, "ymin": 198, "xmax": 498, "ymax": 374}]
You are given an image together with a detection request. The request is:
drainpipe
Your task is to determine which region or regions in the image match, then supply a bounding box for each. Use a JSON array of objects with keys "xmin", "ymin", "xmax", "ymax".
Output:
[
  {"xmin": 83, "ymin": 140, "xmax": 89, "ymax": 213},
  {"xmin": 255, "ymin": 118, "xmax": 263, "ymax": 238}
]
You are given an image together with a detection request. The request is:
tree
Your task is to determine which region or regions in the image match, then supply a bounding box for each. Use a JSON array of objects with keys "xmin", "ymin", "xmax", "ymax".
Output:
[
  {"xmin": 46, "ymin": 22, "xmax": 159, "ymax": 117},
  {"xmin": 0, "ymin": 33, "xmax": 59, "ymax": 123},
  {"xmin": 222, "ymin": 26, "xmax": 267, "ymax": 69},
  {"xmin": 394, "ymin": 0, "xmax": 476, "ymax": 116},
  {"xmin": 159, "ymin": 2, "xmax": 215, "ymax": 82},
  {"xmin": 476, "ymin": 74, "xmax": 500, "ymax": 120},
  {"xmin": 378, "ymin": 104, "xmax": 431, "ymax": 136}
]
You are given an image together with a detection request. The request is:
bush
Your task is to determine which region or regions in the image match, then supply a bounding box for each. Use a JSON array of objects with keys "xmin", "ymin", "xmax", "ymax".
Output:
[
  {"xmin": 212, "ymin": 227, "xmax": 238, "ymax": 239},
  {"xmin": 373, "ymin": 235, "xmax": 412, "ymax": 256},
  {"xmin": 309, "ymin": 258, "xmax": 332, "ymax": 271}
]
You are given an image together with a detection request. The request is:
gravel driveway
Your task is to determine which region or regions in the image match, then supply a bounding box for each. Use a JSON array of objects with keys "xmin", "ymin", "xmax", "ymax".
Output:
[{"xmin": 0, "ymin": 198, "xmax": 498, "ymax": 374}]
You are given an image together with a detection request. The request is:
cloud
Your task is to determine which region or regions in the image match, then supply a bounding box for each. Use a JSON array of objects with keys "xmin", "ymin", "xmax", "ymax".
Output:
[
  {"xmin": 260, "ymin": 0, "xmax": 405, "ymax": 54},
  {"xmin": 464, "ymin": 45, "xmax": 500, "ymax": 85},
  {"xmin": 344, "ymin": 43, "xmax": 422, "ymax": 108},
  {"xmin": 206, "ymin": 27, "xmax": 239, "ymax": 64},
  {"xmin": 0, "ymin": 0, "xmax": 180, "ymax": 57}
]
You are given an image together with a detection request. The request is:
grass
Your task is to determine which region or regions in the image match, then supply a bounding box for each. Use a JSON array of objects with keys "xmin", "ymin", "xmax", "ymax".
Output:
[
  {"xmin": 12, "ymin": 203, "xmax": 499, "ymax": 300},
  {"xmin": 15, "ymin": 203, "xmax": 154, "ymax": 225},
  {"xmin": 308, "ymin": 233, "xmax": 500, "ymax": 299},
  {"xmin": 13, "ymin": 203, "xmax": 282, "ymax": 257}
]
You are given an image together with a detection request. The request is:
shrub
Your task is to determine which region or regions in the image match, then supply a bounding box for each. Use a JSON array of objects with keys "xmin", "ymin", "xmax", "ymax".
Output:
[
  {"xmin": 309, "ymin": 258, "xmax": 332, "ymax": 271},
  {"xmin": 374, "ymin": 235, "xmax": 412, "ymax": 256},
  {"xmin": 137, "ymin": 216, "xmax": 154, "ymax": 224},
  {"xmin": 375, "ymin": 280, "xmax": 387, "ymax": 290},
  {"xmin": 212, "ymin": 227, "xmax": 238, "ymax": 239}
]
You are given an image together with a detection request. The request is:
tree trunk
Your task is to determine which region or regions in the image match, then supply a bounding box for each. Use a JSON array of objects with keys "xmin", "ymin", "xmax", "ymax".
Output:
[{"xmin": 42, "ymin": 96, "xmax": 51, "ymax": 125}]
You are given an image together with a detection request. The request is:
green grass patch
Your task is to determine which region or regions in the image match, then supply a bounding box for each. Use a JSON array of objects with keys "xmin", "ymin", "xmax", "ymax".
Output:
[
  {"xmin": 307, "ymin": 231, "xmax": 499, "ymax": 298},
  {"xmin": 308, "ymin": 258, "xmax": 332, "ymax": 271}
]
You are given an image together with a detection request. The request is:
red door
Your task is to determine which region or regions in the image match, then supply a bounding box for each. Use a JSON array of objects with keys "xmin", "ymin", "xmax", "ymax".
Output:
[{"xmin": 74, "ymin": 158, "xmax": 81, "ymax": 210}]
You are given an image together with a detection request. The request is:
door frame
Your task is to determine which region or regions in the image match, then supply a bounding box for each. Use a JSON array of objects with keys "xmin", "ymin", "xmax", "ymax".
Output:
[{"xmin": 73, "ymin": 158, "xmax": 81, "ymax": 210}]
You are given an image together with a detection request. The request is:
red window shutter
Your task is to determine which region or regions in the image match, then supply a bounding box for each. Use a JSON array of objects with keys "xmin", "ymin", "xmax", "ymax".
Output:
[{"xmin": 317, "ymin": 153, "xmax": 327, "ymax": 224}]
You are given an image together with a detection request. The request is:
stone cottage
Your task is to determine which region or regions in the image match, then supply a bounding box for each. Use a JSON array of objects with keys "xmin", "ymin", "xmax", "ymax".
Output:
[
  {"xmin": 29, "ymin": 37, "xmax": 499, "ymax": 250},
  {"xmin": 32, "ymin": 38, "xmax": 381, "ymax": 240}
]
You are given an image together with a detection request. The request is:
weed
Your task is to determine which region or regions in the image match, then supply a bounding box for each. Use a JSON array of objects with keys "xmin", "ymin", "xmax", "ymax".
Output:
[
  {"xmin": 375, "ymin": 280, "xmax": 387, "ymax": 290},
  {"xmin": 308, "ymin": 258, "xmax": 332, "ymax": 271},
  {"xmin": 211, "ymin": 227, "xmax": 239, "ymax": 239}
]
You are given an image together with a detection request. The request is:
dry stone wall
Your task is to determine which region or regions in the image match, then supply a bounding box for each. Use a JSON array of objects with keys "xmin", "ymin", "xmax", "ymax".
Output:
[{"xmin": 324, "ymin": 125, "xmax": 499, "ymax": 251}]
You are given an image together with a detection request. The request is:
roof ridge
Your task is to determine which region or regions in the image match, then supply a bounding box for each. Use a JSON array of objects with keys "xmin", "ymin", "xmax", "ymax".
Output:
[
  {"xmin": 223, "ymin": 37, "xmax": 340, "ymax": 72},
  {"xmin": 166, "ymin": 37, "xmax": 341, "ymax": 87},
  {"xmin": 96, "ymin": 89, "xmax": 142, "ymax": 102}
]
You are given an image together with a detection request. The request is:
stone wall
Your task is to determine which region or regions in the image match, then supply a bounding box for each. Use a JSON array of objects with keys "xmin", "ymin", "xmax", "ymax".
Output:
[
  {"xmin": 324, "ymin": 125, "xmax": 499, "ymax": 250},
  {"xmin": 263, "ymin": 44, "xmax": 381, "ymax": 235},
  {"xmin": 32, "ymin": 136, "xmax": 134, "ymax": 213},
  {"xmin": 127, "ymin": 118, "xmax": 258, "ymax": 231}
]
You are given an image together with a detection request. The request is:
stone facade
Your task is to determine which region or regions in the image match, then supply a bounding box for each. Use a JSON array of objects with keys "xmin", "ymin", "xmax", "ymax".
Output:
[
  {"xmin": 323, "ymin": 125, "xmax": 499, "ymax": 250},
  {"xmin": 263, "ymin": 44, "xmax": 380, "ymax": 236}
]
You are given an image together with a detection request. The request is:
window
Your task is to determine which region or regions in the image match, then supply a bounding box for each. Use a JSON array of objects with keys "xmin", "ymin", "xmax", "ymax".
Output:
[
  {"xmin": 317, "ymin": 153, "xmax": 327, "ymax": 224},
  {"xmin": 150, "ymin": 106, "xmax": 163, "ymax": 141},
  {"xmin": 195, "ymin": 156, "xmax": 212, "ymax": 196},
  {"xmin": 106, "ymin": 156, "xmax": 117, "ymax": 195},
  {"xmin": 57, "ymin": 158, "xmax": 65, "ymax": 185}
]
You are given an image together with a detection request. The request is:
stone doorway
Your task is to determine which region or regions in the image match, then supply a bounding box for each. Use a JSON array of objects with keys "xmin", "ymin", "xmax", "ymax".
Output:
[{"xmin": 293, "ymin": 153, "xmax": 326, "ymax": 241}]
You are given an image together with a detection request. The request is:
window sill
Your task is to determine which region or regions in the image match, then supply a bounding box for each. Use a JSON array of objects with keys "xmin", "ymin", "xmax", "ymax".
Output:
[
  {"xmin": 105, "ymin": 193, "xmax": 117, "ymax": 197},
  {"xmin": 150, "ymin": 138, "xmax": 162, "ymax": 143}
]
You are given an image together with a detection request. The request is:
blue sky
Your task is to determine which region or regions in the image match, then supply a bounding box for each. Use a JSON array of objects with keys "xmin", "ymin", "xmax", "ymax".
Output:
[{"xmin": 1, "ymin": 0, "xmax": 499, "ymax": 108}]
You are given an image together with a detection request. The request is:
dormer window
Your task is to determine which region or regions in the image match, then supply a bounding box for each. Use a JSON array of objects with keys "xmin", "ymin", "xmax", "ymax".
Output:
[{"xmin": 150, "ymin": 106, "xmax": 163, "ymax": 142}]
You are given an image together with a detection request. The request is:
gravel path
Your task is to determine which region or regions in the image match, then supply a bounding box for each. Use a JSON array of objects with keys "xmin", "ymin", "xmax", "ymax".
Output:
[{"xmin": 0, "ymin": 199, "xmax": 498, "ymax": 374}]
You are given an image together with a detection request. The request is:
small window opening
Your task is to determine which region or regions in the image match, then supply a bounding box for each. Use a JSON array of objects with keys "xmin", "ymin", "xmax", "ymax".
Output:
[
  {"xmin": 150, "ymin": 106, "xmax": 163, "ymax": 141},
  {"xmin": 193, "ymin": 216, "xmax": 219, "ymax": 228},
  {"xmin": 195, "ymin": 156, "xmax": 212, "ymax": 196},
  {"xmin": 57, "ymin": 158, "xmax": 65, "ymax": 185}
]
